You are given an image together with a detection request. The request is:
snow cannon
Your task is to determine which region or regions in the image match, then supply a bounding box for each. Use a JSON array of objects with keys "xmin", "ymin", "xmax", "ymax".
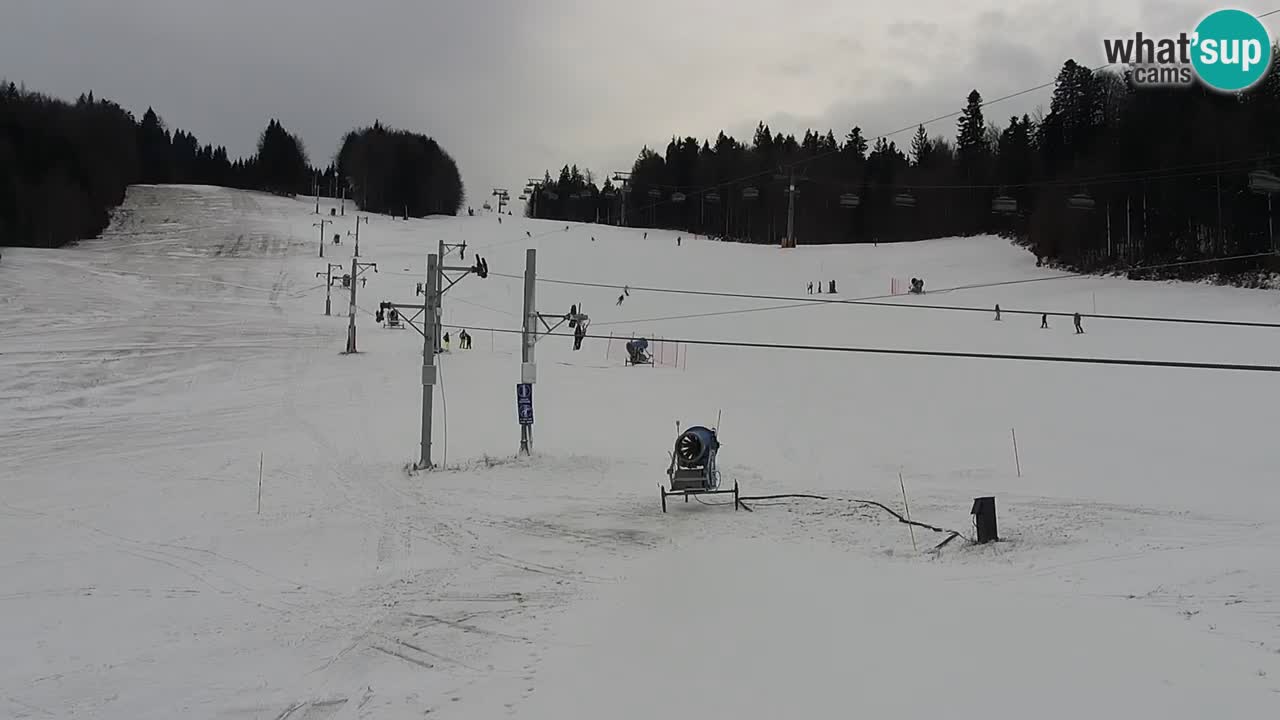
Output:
[
  {"xmin": 673, "ymin": 426, "xmax": 718, "ymax": 481},
  {"xmin": 625, "ymin": 337, "xmax": 651, "ymax": 366},
  {"xmin": 661, "ymin": 424, "xmax": 739, "ymax": 512}
]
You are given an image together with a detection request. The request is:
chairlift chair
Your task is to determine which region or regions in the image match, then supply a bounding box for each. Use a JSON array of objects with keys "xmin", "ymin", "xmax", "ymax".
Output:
[
  {"xmin": 1248, "ymin": 170, "xmax": 1280, "ymax": 195},
  {"xmin": 1068, "ymin": 192, "xmax": 1096, "ymax": 211},
  {"xmin": 992, "ymin": 194, "xmax": 1018, "ymax": 214}
]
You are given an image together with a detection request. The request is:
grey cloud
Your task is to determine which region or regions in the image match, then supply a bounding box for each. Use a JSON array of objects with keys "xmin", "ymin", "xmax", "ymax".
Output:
[
  {"xmin": 887, "ymin": 20, "xmax": 940, "ymax": 38},
  {"xmin": 0, "ymin": 0, "xmax": 539, "ymax": 204},
  {"xmin": 6, "ymin": 0, "xmax": 1219, "ymax": 205},
  {"xmin": 773, "ymin": 59, "xmax": 813, "ymax": 78}
]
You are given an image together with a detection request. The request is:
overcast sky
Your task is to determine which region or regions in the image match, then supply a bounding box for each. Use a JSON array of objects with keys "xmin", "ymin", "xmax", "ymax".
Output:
[{"xmin": 2, "ymin": 1, "xmax": 1273, "ymax": 204}]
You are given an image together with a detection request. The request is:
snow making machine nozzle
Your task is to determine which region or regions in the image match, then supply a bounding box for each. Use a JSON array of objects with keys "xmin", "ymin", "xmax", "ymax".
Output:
[{"xmin": 661, "ymin": 424, "xmax": 740, "ymax": 512}]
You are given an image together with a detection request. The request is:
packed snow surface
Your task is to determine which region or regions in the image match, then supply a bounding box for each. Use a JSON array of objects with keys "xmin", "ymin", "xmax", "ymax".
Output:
[{"xmin": 1, "ymin": 185, "xmax": 1278, "ymax": 718}]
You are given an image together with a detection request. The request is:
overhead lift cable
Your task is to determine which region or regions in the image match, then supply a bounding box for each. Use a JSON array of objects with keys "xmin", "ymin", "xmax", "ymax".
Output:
[
  {"xmin": 437, "ymin": 323, "xmax": 1280, "ymax": 373},
  {"xmin": 491, "ymin": 250, "xmax": 1280, "ymax": 331}
]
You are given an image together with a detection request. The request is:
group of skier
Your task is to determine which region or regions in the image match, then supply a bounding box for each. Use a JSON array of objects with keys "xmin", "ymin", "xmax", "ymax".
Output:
[
  {"xmin": 441, "ymin": 330, "xmax": 472, "ymax": 351},
  {"xmin": 994, "ymin": 304, "xmax": 1085, "ymax": 334}
]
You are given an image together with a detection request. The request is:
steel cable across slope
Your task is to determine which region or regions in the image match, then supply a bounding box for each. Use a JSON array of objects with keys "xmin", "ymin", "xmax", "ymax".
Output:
[
  {"xmin": 434, "ymin": 323, "xmax": 1280, "ymax": 373},
  {"xmin": 488, "ymin": 250, "xmax": 1280, "ymax": 330}
]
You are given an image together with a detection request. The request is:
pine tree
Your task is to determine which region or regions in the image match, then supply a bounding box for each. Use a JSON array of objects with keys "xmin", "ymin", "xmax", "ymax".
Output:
[
  {"xmin": 255, "ymin": 119, "xmax": 309, "ymax": 196},
  {"xmin": 956, "ymin": 90, "xmax": 988, "ymax": 168},
  {"xmin": 910, "ymin": 124, "xmax": 932, "ymax": 167},
  {"xmin": 137, "ymin": 108, "xmax": 172, "ymax": 183}
]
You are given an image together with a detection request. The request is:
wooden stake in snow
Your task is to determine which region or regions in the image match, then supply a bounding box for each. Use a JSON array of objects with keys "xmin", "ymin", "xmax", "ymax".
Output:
[
  {"xmin": 1011, "ymin": 428, "xmax": 1022, "ymax": 478},
  {"xmin": 899, "ymin": 472, "xmax": 917, "ymax": 551},
  {"xmin": 257, "ymin": 452, "xmax": 264, "ymax": 515}
]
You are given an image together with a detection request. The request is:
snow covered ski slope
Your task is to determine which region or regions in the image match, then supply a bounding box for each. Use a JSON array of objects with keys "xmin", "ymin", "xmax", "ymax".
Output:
[{"xmin": 2, "ymin": 184, "xmax": 1279, "ymax": 718}]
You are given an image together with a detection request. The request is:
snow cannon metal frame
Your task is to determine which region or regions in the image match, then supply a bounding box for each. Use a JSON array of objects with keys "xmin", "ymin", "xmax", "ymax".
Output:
[
  {"xmin": 661, "ymin": 424, "xmax": 740, "ymax": 512},
  {"xmin": 625, "ymin": 337, "xmax": 653, "ymax": 366}
]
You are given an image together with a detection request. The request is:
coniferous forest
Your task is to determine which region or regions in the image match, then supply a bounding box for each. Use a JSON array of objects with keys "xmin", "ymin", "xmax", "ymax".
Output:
[
  {"xmin": 528, "ymin": 56, "xmax": 1280, "ymax": 280},
  {"xmin": 337, "ymin": 123, "xmax": 465, "ymax": 219},
  {"xmin": 0, "ymin": 82, "xmax": 464, "ymax": 249}
]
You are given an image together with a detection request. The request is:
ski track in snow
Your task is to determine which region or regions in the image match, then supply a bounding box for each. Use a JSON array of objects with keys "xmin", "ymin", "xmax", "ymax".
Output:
[{"xmin": 1, "ymin": 184, "xmax": 1279, "ymax": 718}]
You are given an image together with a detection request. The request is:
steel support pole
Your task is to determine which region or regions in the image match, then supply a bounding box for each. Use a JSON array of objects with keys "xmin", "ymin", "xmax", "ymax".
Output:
[
  {"xmin": 345, "ymin": 256, "xmax": 358, "ymax": 353},
  {"xmin": 519, "ymin": 248, "xmax": 536, "ymax": 455},
  {"xmin": 418, "ymin": 253, "xmax": 440, "ymax": 470}
]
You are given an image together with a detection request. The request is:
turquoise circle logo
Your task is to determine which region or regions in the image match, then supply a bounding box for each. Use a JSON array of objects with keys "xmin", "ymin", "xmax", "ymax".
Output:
[{"xmin": 1191, "ymin": 9, "xmax": 1273, "ymax": 92}]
